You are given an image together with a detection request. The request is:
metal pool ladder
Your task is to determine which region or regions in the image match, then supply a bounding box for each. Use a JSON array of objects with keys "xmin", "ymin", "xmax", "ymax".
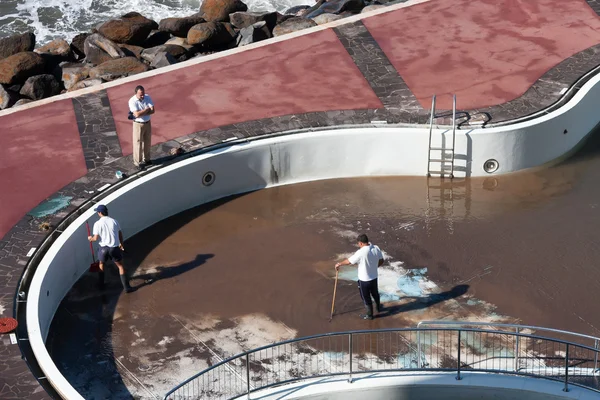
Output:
[{"xmin": 427, "ymin": 94, "xmax": 457, "ymax": 179}]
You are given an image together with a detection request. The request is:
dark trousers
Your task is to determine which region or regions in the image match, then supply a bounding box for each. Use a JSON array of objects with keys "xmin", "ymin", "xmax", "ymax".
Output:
[{"xmin": 358, "ymin": 279, "xmax": 381, "ymax": 315}]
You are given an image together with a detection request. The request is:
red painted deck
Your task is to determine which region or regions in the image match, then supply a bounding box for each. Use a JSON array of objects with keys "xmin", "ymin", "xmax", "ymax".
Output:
[
  {"xmin": 363, "ymin": 0, "xmax": 600, "ymax": 109},
  {"xmin": 107, "ymin": 29, "xmax": 382, "ymax": 156},
  {"xmin": 0, "ymin": 100, "xmax": 86, "ymax": 237}
]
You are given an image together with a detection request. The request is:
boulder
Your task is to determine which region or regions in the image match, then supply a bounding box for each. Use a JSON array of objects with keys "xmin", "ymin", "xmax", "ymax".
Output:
[
  {"xmin": 13, "ymin": 98, "xmax": 33, "ymax": 107},
  {"xmin": 89, "ymin": 57, "xmax": 150, "ymax": 81},
  {"xmin": 159, "ymin": 13, "xmax": 206, "ymax": 37},
  {"xmin": 237, "ymin": 21, "xmax": 271, "ymax": 46},
  {"xmin": 361, "ymin": 4, "xmax": 386, "ymax": 13},
  {"xmin": 0, "ymin": 84, "xmax": 19, "ymax": 109},
  {"xmin": 70, "ymin": 33, "xmax": 90, "ymax": 60},
  {"xmin": 61, "ymin": 62, "xmax": 90, "ymax": 90},
  {"xmin": 97, "ymin": 12, "xmax": 158, "ymax": 45},
  {"xmin": 187, "ymin": 22, "xmax": 236, "ymax": 48},
  {"xmin": 20, "ymin": 74, "xmax": 61, "ymax": 100},
  {"xmin": 229, "ymin": 11, "xmax": 280, "ymax": 31},
  {"xmin": 284, "ymin": 5, "xmax": 310, "ymax": 16},
  {"xmin": 34, "ymin": 39, "xmax": 72, "ymax": 59},
  {"xmin": 120, "ymin": 44, "xmax": 144, "ymax": 59},
  {"xmin": 200, "ymin": 0, "xmax": 248, "ymax": 22},
  {"xmin": 311, "ymin": 13, "xmax": 343, "ymax": 24},
  {"xmin": 0, "ymin": 32, "xmax": 35, "ymax": 60},
  {"xmin": 165, "ymin": 37, "xmax": 196, "ymax": 51},
  {"xmin": 84, "ymin": 33, "xmax": 126, "ymax": 65},
  {"xmin": 0, "ymin": 52, "xmax": 46, "ymax": 85},
  {"xmin": 143, "ymin": 30, "xmax": 172, "ymax": 47},
  {"xmin": 305, "ymin": 0, "xmax": 365, "ymax": 18},
  {"xmin": 272, "ymin": 17, "xmax": 317, "ymax": 37},
  {"xmin": 68, "ymin": 78, "xmax": 103, "ymax": 92},
  {"xmin": 150, "ymin": 52, "xmax": 178, "ymax": 68},
  {"xmin": 141, "ymin": 44, "xmax": 188, "ymax": 63},
  {"xmin": 299, "ymin": 1, "xmax": 325, "ymax": 18}
]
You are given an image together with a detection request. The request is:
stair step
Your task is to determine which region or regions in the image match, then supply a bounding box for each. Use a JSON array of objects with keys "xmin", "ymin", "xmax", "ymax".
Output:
[
  {"xmin": 429, "ymin": 158, "xmax": 452, "ymax": 163},
  {"xmin": 430, "ymin": 147, "xmax": 454, "ymax": 151},
  {"xmin": 428, "ymin": 171, "xmax": 453, "ymax": 175}
]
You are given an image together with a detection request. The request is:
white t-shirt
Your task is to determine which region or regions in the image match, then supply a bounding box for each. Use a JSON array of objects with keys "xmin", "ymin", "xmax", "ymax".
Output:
[
  {"xmin": 93, "ymin": 216, "xmax": 121, "ymax": 248},
  {"xmin": 348, "ymin": 244, "xmax": 383, "ymax": 282},
  {"xmin": 128, "ymin": 94, "xmax": 154, "ymax": 123}
]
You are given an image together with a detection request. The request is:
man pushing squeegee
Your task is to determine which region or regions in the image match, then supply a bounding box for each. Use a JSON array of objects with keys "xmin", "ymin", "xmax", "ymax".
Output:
[{"xmin": 331, "ymin": 234, "xmax": 385, "ymax": 321}]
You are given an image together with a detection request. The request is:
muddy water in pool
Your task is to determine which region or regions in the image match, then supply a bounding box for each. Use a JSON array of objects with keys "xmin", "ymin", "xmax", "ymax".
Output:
[{"xmin": 47, "ymin": 132, "xmax": 600, "ymax": 398}]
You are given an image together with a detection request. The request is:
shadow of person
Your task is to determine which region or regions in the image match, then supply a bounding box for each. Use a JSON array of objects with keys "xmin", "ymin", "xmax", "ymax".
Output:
[
  {"xmin": 129, "ymin": 253, "xmax": 214, "ymax": 290},
  {"xmin": 378, "ymin": 284, "xmax": 469, "ymax": 318}
]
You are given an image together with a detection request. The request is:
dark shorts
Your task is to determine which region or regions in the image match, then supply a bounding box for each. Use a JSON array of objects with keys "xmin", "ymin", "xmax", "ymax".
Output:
[{"xmin": 98, "ymin": 246, "xmax": 123, "ymax": 263}]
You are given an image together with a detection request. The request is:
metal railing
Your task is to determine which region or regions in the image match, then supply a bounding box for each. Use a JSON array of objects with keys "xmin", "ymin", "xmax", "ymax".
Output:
[{"xmin": 164, "ymin": 325, "xmax": 600, "ymax": 399}]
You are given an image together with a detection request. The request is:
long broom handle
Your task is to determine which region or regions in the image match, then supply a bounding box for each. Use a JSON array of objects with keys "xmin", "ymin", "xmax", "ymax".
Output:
[
  {"xmin": 330, "ymin": 269, "xmax": 339, "ymax": 320},
  {"xmin": 86, "ymin": 222, "xmax": 96, "ymax": 263}
]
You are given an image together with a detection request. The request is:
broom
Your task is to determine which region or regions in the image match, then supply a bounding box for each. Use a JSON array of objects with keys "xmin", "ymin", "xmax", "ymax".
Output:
[{"xmin": 86, "ymin": 222, "xmax": 100, "ymax": 272}]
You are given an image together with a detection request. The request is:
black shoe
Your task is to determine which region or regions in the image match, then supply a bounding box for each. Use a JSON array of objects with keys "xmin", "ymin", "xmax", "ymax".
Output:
[
  {"xmin": 125, "ymin": 286, "xmax": 137, "ymax": 293},
  {"xmin": 360, "ymin": 313, "xmax": 374, "ymax": 320},
  {"xmin": 136, "ymin": 164, "xmax": 145, "ymax": 171},
  {"xmin": 377, "ymin": 303, "xmax": 384, "ymax": 313},
  {"xmin": 144, "ymin": 160, "xmax": 153, "ymax": 166}
]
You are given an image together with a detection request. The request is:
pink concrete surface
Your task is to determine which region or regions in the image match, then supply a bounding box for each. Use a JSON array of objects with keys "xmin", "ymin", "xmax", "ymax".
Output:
[
  {"xmin": 107, "ymin": 29, "xmax": 383, "ymax": 155},
  {"xmin": 364, "ymin": 0, "xmax": 600, "ymax": 110},
  {"xmin": 0, "ymin": 100, "xmax": 86, "ymax": 238}
]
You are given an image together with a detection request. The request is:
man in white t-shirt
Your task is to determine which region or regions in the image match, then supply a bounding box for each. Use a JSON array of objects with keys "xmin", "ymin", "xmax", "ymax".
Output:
[
  {"xmin": 87, "ymin": 204, "xmax": 135, "ymax": 293},
  {"xmin": 128, "ymin": 85, "xmax": 155, "ymax": 170},
  {"xmin": 335, "ymin": 234, "xmax": 384, "ymax": 320}
]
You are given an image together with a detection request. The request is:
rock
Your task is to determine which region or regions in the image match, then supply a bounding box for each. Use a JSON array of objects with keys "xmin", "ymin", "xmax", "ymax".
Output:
[
  {"xmin": 229, "ymin": 11, "xmax": 280, "ymax": 31},
  {"xmin": 141, "ymin": 44, "xmax": 188, "ymax": 63},
  {"xmin": 200, "ymin": 0, "xmax": 248, "ymax": 22},
  {"xmin": 143, "ymin": 30, "xmax": 172, "ymax": 47},
  {"xmin": 284, "ymin": 5, "xmax": 310, "ymax": 16},
  {"xmin": 61, "ymin": 62, "xmax": 90, "ymax": 90},
  {"xmin": 89, "ymin": 57, "xmax": 150, "ymax": 81},
  {"xmin": 305, "ymin": 0, "xmax": 365, "ymax": 18},
  {"xmin": 187, "ymin": 22, "xmax": 236, "ymax": 48},
  {"xmin": 120, "ymin": 44, "xmax": 144, "ymax": 59},
  {"xmin": 311, "ymin": 13, "xmax": 343, "ymax": 24},
  {"xmin": 361, "ymin": 4, "xmax": 386, "ymax": 13},
  {"xmin": 165, "ymin": 37, "xmax": 196, "ymax": 52},
  {"xmin": 70, "ymin": 33, "xmax": 90, "ymax": 60},
  {"xmin": 34, "ymin": 39, "xmax": 72, "ymax": 59},
  {"xmin": 84, "ymin": 33, "xmax": 126, "ymax": 65},
  {"xmin": 0, "ymin": 84, "xmax": 19, "ymax": 109},
  {"xmin": 238, "ymin": 21, "xmax": 271, "ymax": 46},
  {"xmin": 272, "ymin": 17, "xmax": 317, "ymax": 37},
  {"xmin": 0, "ymin": 52, "xmax": 46, "ymax": 85},
  {"xmin": 150, "ymin": 52, "xmax": 178, "ymax": 68},
  {"xmin": 159, "ymin": 13, "xmax": 206, "ymax": 37},
  {"xmin": 97, "ymin": 12, "xmax": 158, "ymax": 45},
  {"xmin": 13, "ymin": 98, "xmax": 33, "ymax": 107},
  {"xmin": 0, "ymin": 32, "xmax": 35, "ymax": 60},
  {"xmin": 20, "ymin": 74, "xmax": 61, "ymax": 100},
  {"xmin": 68, "ymin": 78, "xmax": 104, "ymax": 92}
]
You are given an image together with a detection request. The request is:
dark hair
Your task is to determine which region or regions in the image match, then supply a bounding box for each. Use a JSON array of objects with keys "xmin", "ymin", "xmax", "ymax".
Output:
[
  {"xmin": 134, "ymin": 85, "xmax": 145, "ymax": 93},
  {"xmin": 357, "ymin": 234, "xmax": 369, "ymax": 244}
]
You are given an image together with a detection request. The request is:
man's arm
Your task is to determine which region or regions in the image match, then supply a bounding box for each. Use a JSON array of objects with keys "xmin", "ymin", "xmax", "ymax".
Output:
[
  {"xmin": 378, "ymin": 258, "xmax": 384, "ymax": 267},
  {"xmin": 88, "ymin": 234, "xmax": 99, "ymax": 242},
  {"xmin": 133, "ymin": 107, "xmax": 152, "ymax": 118},
  {"xmin": 118, "ymin": 230, "xmax": 125, "ymax": 250},
  {"xmin": 335, "ymin": 258, "xmax": 352, "ymax": 271}
]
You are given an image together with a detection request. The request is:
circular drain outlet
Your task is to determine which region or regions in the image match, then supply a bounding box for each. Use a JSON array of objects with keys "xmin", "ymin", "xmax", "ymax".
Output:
[
  {"xmin": 483, "ymin": 159, "xmax": 499, "ymax": 174},
  {"xmin": 202, "ymin": 171, "xmax": 216, "ymax": 186}
]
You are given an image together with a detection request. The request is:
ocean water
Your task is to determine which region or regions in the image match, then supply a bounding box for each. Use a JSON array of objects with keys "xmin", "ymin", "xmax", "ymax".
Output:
[{"xmin": 0, "ymin": 0, "xmax": 313, "ymax": 45}]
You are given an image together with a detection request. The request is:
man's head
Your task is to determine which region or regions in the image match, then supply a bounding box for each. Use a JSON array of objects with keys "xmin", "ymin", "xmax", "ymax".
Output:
[
  {"xmin": 134, "ymin": 85, "xmax": 145, "ymax": 100},
  {"xmin": 94, "ymin": 204, "xmax": 108, "ymax": 217},
  {"xmin": 357, "ymin": 234, "xmax": 369, "ymax": 247}
]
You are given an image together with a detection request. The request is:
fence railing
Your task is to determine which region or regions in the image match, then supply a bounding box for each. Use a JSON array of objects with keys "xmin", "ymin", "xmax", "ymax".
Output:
[{"xmin": 163, "ymin": 326, "xmax": 600, "ymax": 400}]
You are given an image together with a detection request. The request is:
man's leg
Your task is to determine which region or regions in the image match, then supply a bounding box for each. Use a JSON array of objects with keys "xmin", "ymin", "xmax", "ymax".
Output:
[
  {"xmin": 132, "ymin": 122, "xmax": 143, "ymax": 166},
  {"xmin": 357, "ymin": 280, "xmax": 373, "ymax": 320},
  {"xmin": 142, "ymin": 122, "xmax": 152, "ymax": 164},
  {"xmin": 370, "ymin": 278, "xmax": 383, "ymax": 312},
  {"xmin": 111, "ymin": 247, "xmax": 135, "ymax": 293},
  {"xmin": 97, "ymin": 247, "xmax": 108, "ymax": 289}
]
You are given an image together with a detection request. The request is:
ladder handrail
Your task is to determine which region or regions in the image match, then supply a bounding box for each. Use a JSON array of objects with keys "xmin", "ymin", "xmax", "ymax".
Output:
[
  {"xmin": 450, "ymin": 94, "xmax": 456, "ymax": 178},
  {"xmin": 426, "ymin": 95, "xmax": 436, "ymax": 176}
]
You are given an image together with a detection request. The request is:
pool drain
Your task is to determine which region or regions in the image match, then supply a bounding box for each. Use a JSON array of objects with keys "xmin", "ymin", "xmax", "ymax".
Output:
[
  {"xmin": 483, "ymin": 159, "xmax": 499, "ymax": 174},
  {"xmin": 202, "ymin": 171, "xmax": 215, "ymax": 186},
  {"xmin": 0, "ymin": 318, "xmax": 18, "ymax": 334}
]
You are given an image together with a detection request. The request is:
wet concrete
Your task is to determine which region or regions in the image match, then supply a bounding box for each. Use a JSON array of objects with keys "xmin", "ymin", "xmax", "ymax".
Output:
[{"xmin": 46, "ymin": 130, "xmax": 600, "ymax": 398}]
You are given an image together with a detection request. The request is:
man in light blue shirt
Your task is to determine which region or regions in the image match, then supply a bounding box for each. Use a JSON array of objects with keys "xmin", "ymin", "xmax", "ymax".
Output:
[{"xmin": 128, "ymin": 85, "xmax": 155, "ymax": 170}]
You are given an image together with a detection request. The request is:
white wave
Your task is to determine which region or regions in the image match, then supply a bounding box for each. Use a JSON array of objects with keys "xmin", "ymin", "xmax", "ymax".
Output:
[{"xmin": 3, "ymin": 0, "xmax": 314, "ymax": 45}]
